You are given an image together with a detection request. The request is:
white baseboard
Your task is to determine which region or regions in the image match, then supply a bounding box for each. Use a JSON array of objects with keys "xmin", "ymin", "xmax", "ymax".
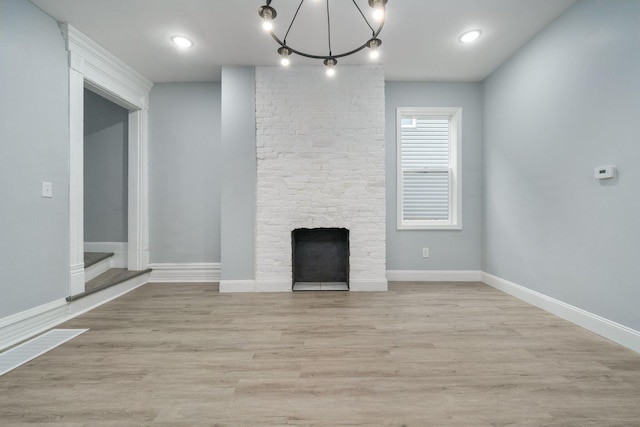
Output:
[
  {"xmin": 1, "ymin": 271, "xmax": 151, "ymax": 351},
  {"xmin": 387, "ymin": 270, "xmax": 482, "ymax": 282},
  {"xmin": 84, "ymin": 242, "xmax": 128, "ymax": 268},
  {"xmin": 68, "ymin": 271, "xmax": 150, "ymax": 317},
  {"xmin": 481, "ymin": 272, "xmax": 640, "ymax": 354},
  {"xmin": 148, "ymin": 263, "xmax": 221, "ymax": 283},
  {"xmin": 220, "ymin": 279, "xmax": 388, "ymax": 292},
  {"xmin": 219, "ymin": 280, "xmax": 292, "ymax": 293},
  {"xmin": 350, "ymin": 279, "xmax": 388, "ymax": 292},
  {"xmin": 0, "ymin": 299, "xmax": 69, "ymax": 351}
]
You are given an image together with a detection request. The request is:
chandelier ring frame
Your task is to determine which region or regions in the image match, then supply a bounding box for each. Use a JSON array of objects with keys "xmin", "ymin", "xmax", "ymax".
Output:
[{"xmin": 259, "ymin": 0, "xmax": 387, "ymax": 62}]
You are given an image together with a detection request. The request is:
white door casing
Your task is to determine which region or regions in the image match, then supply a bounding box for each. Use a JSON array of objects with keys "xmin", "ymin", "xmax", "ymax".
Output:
[{"xmin": 62, "ymin": 24, "xmax": 153, "ymax": 296}]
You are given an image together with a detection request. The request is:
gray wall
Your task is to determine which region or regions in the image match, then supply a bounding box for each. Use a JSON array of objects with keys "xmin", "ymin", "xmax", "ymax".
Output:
[
  {"xmin": 148, "ymin": 83, "xmax": 221, "ymax": 263},
  {"xmin": 83, "ymin": 89, "xmax": 128, "ymax": 243},
  {"xmin": 386, "ymin": 82, "xmax": 483, "ymax": 270},
  {"xmin": 220, "ymin": 67, "xmax": 256, "ymax": 280},
  {"xmin": 483, "ymin": 0, "xmax": 640, "ymax": 330},
  {"xmin": 0, "ymin": 0, "xmax": 70, "ymax": 317}
]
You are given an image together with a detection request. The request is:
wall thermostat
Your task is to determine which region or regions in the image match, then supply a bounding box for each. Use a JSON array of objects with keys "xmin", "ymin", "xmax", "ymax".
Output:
[{"xmin": 594, "ymin": 165, "xmax": 616, "ymax": 179}]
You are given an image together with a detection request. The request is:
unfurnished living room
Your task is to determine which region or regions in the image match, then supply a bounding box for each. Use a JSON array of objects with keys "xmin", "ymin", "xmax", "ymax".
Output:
[{"xmin": 1, "ymin": 0, "xmax": 639, "ymax": 424}]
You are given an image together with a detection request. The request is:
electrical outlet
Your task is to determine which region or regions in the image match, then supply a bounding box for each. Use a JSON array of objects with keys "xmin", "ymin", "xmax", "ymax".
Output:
[{"xmin": 422, "ymin": 248, "xmax": 429, "ymax": 258}]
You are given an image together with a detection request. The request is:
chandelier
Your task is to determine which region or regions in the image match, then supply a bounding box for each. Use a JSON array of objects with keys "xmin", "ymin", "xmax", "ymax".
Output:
[{"xmin": 258, "ymin": 0, "xmax": 388, "ymax": 76}]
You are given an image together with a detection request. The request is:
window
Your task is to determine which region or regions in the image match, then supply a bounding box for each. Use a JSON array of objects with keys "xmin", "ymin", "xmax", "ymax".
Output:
[
  {"xmin": 400, "ymin": 117, "xmax": 416, "ymax": 128},
  {"xmin": 397, "ymin": 107, "xmax": 461, "ymax": 229}
]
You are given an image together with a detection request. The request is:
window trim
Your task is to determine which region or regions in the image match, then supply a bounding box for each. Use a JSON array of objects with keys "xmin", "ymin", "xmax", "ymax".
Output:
[{"xmin": 396, "ymin": 107, "xmax": 462, "ymax": 230}]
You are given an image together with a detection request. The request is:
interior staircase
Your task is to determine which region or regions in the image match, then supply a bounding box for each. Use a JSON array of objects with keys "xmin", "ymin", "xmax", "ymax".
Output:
[{"xmin": 66, "ymin": 252, "xmax": 151, "ymax": 303}]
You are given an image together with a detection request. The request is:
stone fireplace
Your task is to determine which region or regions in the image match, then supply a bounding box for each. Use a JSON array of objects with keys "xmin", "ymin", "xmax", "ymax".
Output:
[{"xmin": 254, "ymin": 65, "xmax": 387, "ymax": 291}]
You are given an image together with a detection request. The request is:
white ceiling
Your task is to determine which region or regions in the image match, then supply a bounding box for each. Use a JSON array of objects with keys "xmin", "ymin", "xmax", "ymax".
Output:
[{"xmin": 30, "ymin": 0, "xmax": 576, "ymax": 83}]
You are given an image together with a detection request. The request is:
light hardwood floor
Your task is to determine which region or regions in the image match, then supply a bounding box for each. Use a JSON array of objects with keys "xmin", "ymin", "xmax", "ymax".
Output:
[{"xmin": 1, "ymin": 282, "xmax": 640, "ymax": 426}]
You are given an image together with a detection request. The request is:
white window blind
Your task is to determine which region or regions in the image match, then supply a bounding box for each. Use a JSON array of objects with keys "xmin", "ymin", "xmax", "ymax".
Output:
[
  {"xmin": 397, "ymin": 108, "xmax": 461, "ymax": 229},
  {"xmin": 401, "ymin": 117, "xmax": 450, "ymax": 221}
]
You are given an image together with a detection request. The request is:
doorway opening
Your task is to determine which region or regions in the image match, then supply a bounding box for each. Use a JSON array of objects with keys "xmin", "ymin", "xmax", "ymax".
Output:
[
  {"xmin": 64, "ymin": 23, "xmax": 152, "ymax": 299},
  {"xmin": 83, "ymin": 89, "xmax": 129, "ymax": 265}
]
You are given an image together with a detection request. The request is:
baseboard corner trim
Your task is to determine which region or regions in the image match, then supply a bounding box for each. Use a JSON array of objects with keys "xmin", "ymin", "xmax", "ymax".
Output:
[
  {"xmin": 481, "ymin": 272, "xmax": 640, "ymax": 354},
  {"xmin": 386, "ymin": 270, "xmax": 482, "ymax": 282},
  {"xmin": 148, "ymin": 262, "xmax": 221, "ymax": 283}
]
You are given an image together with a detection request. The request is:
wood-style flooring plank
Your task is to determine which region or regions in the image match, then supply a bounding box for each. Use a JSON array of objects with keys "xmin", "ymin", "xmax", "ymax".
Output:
[{"xmin": 1, "ymin": 282, "xmax": 639, "ymax": 426}]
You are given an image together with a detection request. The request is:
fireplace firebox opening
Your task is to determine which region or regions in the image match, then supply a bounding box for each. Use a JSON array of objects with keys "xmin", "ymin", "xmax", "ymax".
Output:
[{"xmin": 292, "ymin": 228, "xmax": 349, "ymax": 291}]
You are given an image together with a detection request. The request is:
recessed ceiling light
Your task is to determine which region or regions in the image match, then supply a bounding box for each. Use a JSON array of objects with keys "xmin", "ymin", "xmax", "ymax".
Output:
[
  {"xmin": 171, "ymin": 35, "xmax": 193, "ymax": 48},
  {"xmin": 459, "ymin": 30, "xmax": 482, "ymax": 44}
]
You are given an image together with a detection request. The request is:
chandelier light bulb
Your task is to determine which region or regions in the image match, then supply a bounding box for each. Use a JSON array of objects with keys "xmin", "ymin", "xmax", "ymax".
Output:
[
  {"xmin": 367, "ymin": 38, "xmax": 381, "ymax": 60},
  {"xmin": 258, "ymin": 5, "xmax": 276, "ymax": 32},
  {"xmin": 369, "ymin": 0, "xmax": 387, "ymax": 21},
  {"xmin": 324, "ymin": 58, "xmax": 337, "ymax": 77},
  {"xmin": 278, "ymin": 47, "xmax": 292, "ymax": 66},
  {"xmin": 373, "ymin": 6, "xmax": 384, "ymax": 21}
]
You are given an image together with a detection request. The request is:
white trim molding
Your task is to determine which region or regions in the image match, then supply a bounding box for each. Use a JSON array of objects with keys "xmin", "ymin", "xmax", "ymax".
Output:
[
  {"xmin": 61, "ymin": 23, "xmax": 152, "ymax": 298},
  {"xmin": 482, "ymin": 272, "xmax": 640, "ymax": 354},
  {"xmin": 0, "ymin": 272, "xmax": 151, "ymax": 351},
  {"xmin": 68, "ymin": 272, "xmax": 150, "ymax": 318},
  {"xmin": 148, "ymin": 263, "xmax": 221, "ymax": 283},
  {"xmin": 68, "ymin": 67, "xmax": 85, "ymax": 297},
  {"xmin": 61, "ymin": 24, "xmax": 153, "ymax": 109},
  {"xmin": 127, "ymin": 109, "xmax": 150, "ymax": 271},
  {"xmin": 396, "ymin": 107, "xmax": 462, "ymax": 230},
  {"xmin": 220, "ymin": 279, "xmax": 388, "ymax": 292},
  {"xmin": 0, "ymin": 299, "xmax": 68, "ymax": 351},
  {"xmin": 387, "ymin": 270, "xmax": 482, "ymax": 282}
]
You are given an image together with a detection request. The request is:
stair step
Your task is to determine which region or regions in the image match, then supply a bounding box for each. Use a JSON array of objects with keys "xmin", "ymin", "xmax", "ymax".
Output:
[
  {"xmin": 84, "ymin": 252, "xmax": 115, "ymax": 282},
  {"xmin": 67, "ymin": 268, "xmax": 152, "ymax": 302},
  {"xmin": 84, "ymin": 252, "xmax": 114, "ymax": 268}
]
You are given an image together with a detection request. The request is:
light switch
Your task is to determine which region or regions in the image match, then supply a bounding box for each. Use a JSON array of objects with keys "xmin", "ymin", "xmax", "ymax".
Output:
[{"xmin": 42, "ymin": 181, "xmax": 53, "ymax": 198}]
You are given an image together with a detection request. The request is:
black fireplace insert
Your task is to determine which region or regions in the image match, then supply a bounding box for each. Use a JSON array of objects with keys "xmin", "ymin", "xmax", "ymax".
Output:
[{"xmin": 291, "ymin": 228, "xmax": 349, "ymax": 290}]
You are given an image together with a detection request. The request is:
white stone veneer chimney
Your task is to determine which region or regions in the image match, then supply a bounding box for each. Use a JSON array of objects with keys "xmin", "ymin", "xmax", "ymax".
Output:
[{"xmin": 255, "ymin": 65, "xmax": 386, "ymax": 291}]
